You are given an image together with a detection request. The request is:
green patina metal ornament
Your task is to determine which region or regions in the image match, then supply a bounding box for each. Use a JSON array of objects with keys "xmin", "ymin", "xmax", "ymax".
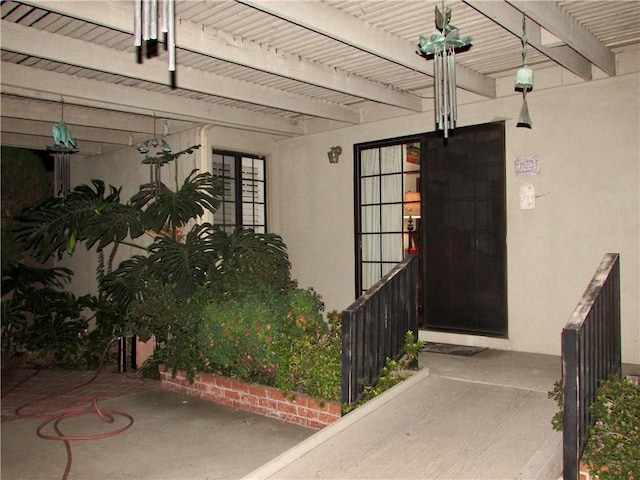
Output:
[
  {"xmin": 417, "ymin": 5, "xmax": 473, "ymax": 139},
  {"xmin": 47, "ymin": 99, "xmax": 78, "ymax": 198},
  {"xmin": 417, "ymin": 6, "xmax": 473, "ymax": 57}
]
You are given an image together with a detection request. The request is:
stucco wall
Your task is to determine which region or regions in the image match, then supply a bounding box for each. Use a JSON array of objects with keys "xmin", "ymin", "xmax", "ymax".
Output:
[
  {"xmin": 271, "ymin": 68, "xmax": 639, "ymax": 364},
  {"xmin": 66, "ymin": 57, "xmax": 639, "ymax": 364}
]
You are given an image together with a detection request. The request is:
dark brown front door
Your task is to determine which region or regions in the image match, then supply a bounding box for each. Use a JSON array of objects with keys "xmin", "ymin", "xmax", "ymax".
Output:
[{"xmin": 422, "ymin": 122, "xmax": 507, "ymax": 337}]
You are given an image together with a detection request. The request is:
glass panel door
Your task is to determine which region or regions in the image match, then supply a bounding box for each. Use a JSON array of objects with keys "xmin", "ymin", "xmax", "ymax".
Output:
[{"xmin": 355, "ymin": 138, "xmax": 421, "ymax": 297}]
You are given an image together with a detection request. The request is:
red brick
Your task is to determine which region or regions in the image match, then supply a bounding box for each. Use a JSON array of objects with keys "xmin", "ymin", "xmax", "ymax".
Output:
[
  {"xmin": 224, "ymin": 389, "xmax": 239, "ymax": 401},
  {"xmin": 241, "ymin": 394, "xmax": 260, "ymax": 407},
  {"xmin": 281, "ymin": 413, "xmax": 306, "ymax": 426},
  {"xmin": 277, "ymin": 401, "xmax": 298, "ymax": 415},
  {"xmin": 159, "ymin": 370, "xmax": 340, "ymax": 430},
  {"xmin": 297, "ymin": 406, "xmax": 319, "ymax": 420},
  {"xmin": 258, "ymin": 398, "xmax": 277, "ymax": 410},
  {"xmin": 199, "ymin": 373, "xmax": 218, "ymax": 384},
  {"xmin": 306, "ymin": 419, "xmax": 327, "ymax": 430},
  {"xmin": 266, "ymin": 388, "xmax": 287, "ymax": 401},
  {"xmin": 247, "ymin": 384, "xmax": 267, "ymax": 397},
  {"xmin": 215, "ymin": 377, "xmax": 233, "ymax": 389},
  {"xmin": 318, "ymin": 411, "xmax": 340, "ymax": 424}
]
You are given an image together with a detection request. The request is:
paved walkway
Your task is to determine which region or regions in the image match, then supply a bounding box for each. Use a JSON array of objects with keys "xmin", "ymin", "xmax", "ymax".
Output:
[
  {"xmin": 245, "ymin": 349, "xmax": 564, "ymax": 480},
  {"xmin": 1, "ymin": 350, "xmax": 565, "ymax": 480},
  {"xmin": 0, "ymin": 366, "xmax": 314, "ymax": 480},
  {"xmin": 1, "ymin": 367, "xmax": 158, "ymax": 423}
]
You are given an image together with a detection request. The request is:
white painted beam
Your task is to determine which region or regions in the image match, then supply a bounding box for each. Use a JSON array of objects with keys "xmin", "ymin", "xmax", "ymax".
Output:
[
  {"xmin": 2, "ymin": 117, "xmax": 137, "ymax": 146},
  {"xmin": 1, "ymin": 95, "xmax": 199, "ymax": 137},
  {"xmin": 0, "ymin": 21, "xmax": 360, "ymax": 124},
  {"xmin": 1, "ymin": 131, "xmax": 105, "ymax": 155},
  {"xmin": 465, "ymin": 0, "xmax": 592, "ymax": 80},
  {"xmin": 1, "ymin": 64, "xmax": 305, "ymax": 136},
  {"xmin": 20, "ymin": 0, "xmax": 423, "ymax": 112},
  {"xmin": 506, "ymin": 0, "xmax": 615, "ymax": 76},
  {"xmin": 237, "ymin": 0, "xmax": 496, "ymax": 98}
]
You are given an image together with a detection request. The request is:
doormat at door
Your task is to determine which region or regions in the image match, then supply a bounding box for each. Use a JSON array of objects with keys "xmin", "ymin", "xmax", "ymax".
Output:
[{"xmin": 421, "ymin": 342, "xmax": 488, "ymax": 357}]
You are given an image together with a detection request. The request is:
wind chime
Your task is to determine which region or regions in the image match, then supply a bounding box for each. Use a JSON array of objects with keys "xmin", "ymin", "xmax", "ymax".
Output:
[
  {"xmin": 47, "ymin": 98, "xmax": 77, "ymax": 198},
  {"xmin": 137, "ymin": 113, "xmax": 172, "ymax": 198},
  {"xmin": 515, "ymin": 14, "xmax": 534, "ymax": 129},
  {"xmin": 418, "ymin": 4, "xmax": 472, "ymax": 138},
  {"xmin": 133, "ymin": 0, "xmax": 175, "ymax": 72}
]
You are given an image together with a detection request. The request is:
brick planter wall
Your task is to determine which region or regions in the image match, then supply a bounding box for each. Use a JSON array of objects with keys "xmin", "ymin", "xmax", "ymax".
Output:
[{"xmin": 159, "ymin": 366, "xmax": 341, "ymax": 429}]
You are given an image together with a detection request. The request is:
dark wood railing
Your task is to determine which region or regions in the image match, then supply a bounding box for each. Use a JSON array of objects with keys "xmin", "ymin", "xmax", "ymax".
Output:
[
  {"xmin": 562, "ymin": 253, "xmax": 621, "ymax": 480},
  {"xmin": 341, "ymin": 255, "xmax": 419, "ymax": 407}
]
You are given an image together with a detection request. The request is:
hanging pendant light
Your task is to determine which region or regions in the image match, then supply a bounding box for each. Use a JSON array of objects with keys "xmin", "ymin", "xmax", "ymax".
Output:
[
  {"xmin": 47, "ymin": 98, "xmax": 77, "ymax": 198},
  {"xmin": 515, "ymin": 14, "xmax": 533, "ymax": 129},
  {"xmin": 418, "ymin": 4, "xmax": 472, "ymax": 138}
]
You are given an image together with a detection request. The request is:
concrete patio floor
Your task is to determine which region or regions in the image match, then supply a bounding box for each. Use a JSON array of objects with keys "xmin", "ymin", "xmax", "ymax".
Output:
[{"xmin": 1, "ymin": 349, "xmax": 566, "ymax": 480}]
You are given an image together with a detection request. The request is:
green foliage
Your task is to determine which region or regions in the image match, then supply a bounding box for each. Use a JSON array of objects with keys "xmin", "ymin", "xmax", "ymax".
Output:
[
  {"xmin": 1, "ymin": 147, "xmax": 51, "ymax": 270},
  {"xmin": 199, "ymin": 282, "xmax": 287, "ymax": 384},
  {"xmin": 1, "ymin": 147, "xmax": 51, "ymax": 218},
  {"xmin": 343, "ymin": 331, "xmax": 424, "ymax": 412},
  {"xmin": 173, "ymin": 284, "xmax": 343, "ymax": 402},
  {"xmin": 549, "ymin": 377, "xmax": 640, "ymax": 479},
  {"xmin": 402, "ymin": 330, "xmax": 425, "ymax": 366},
  {"xmin": 8, "ymin": 144, "xmax": 293, "ymax": 369},
  {"xmin": 0, "ymin": 264, "xmax": 114, "ymax": 368},
  {"xmin": 275, "ymin": 304, "xmax": 342, "ymax": 402},
  {"xmin": 217, "ymin": 228, "xmax": 292, "ymax": 292},
  {"xmin": 12, "ymin": 180, "xmax": 142, "ymax": 262},
  {"xmin": 548, "ymin": 380, "xmax": 564, "ymax": 431},
  {"xmin": 582, "ymin": 378, "xmax": 640, "ymax": 479},
  {"xmin": 131, "ymin": 169, "xmax": 221, "ymax": 233},
  {"xmin": 128, "ymin": 280, "xmax": 210, "ymax": 382}
]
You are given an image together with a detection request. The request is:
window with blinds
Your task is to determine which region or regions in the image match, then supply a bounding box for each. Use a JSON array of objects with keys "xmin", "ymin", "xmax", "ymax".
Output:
[{"xmin": 212, "ymin": 150, "xmax": 266, "ymax": 233}]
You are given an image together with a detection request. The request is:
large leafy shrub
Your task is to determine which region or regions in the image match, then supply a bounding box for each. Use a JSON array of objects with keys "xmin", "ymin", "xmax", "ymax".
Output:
[
  {"xmin": 7, "ymin": 145, "xmax": 292, "ymax": 368},
  {"xmin": 195, "ymin": 284, "xmax": 342, "ymax": 402},
  {"xmin": 1, "ymin": 264, "xmax": 90, "ymax": 366},
  {"xmin": 581, "ymin": 377, "xmax": 640, "ymax": 479},
  {"xmin": 1, "ymin": 147, "xmax": 51, "ymax": 271},
  {"xmin": 549, "ymin": 376, "xmax": 640, "ymax": 479},
  {"xmin": 274, "ymin": 293, "xmax": 341, "ymax": 401},
  {"xmin": 199, "ymin": 282, "xmax": 287, "ymax": 384}
]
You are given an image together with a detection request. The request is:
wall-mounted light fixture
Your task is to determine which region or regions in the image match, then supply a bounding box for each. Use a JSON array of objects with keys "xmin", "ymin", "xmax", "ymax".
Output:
[{"xmin": 327, "ymin": 146, "xmax": 342, "ymax": 164}]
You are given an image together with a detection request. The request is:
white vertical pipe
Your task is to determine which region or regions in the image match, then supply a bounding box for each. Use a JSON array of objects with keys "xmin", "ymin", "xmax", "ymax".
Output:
[
  {"xmin": 134, "ymin": 0, "xmax": 142, "ymax": 46},
  {"xmin": 168, "ymin": 0, "xmax": 175, "ymax": 71}
]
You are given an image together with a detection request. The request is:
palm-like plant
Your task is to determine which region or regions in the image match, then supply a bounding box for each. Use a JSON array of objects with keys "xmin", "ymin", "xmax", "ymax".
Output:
[{"xmin": 12, "ymin": 144, "xmax": 291, "ymax": 335}]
